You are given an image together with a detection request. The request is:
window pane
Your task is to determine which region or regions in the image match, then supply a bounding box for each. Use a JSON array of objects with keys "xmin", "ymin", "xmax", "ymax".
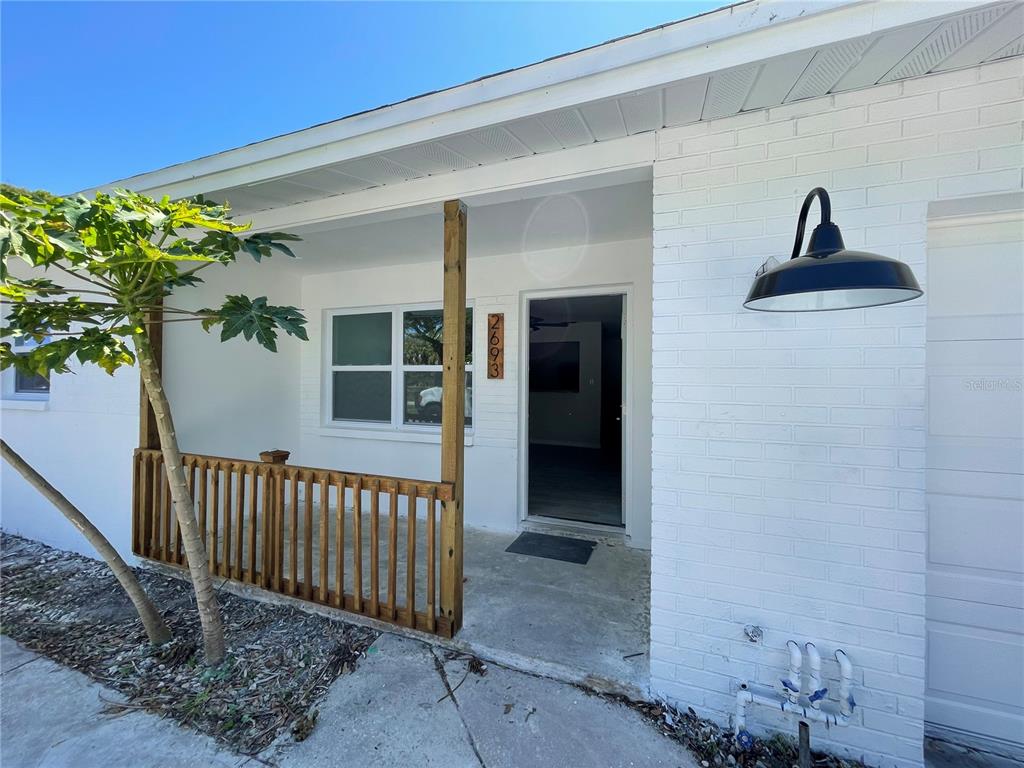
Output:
[
  {"xmin": 403, "ymin": 371, "xmax": 472, "ymax": 426},
  {"xmin": 332, "ymin": 371, "xmax": 391, "ymax": 422},
  {"xmin": 403, "ymin": 308, "xmax": 472, "ymax": 365},
  {"xmin": 332, "ymin": 313, "xmax": 391, "ymax": 365},
  {"xmin": 14, "ymin": 368, "xmax": 49, "ymax": 394}
]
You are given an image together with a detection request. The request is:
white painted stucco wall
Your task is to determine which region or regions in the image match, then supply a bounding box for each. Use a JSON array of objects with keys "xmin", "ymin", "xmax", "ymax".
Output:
[
  {"xmin": 161, "ymin": 257, "xmax": 303, "ymax": 462},
  {"xmin": 1, "ymin": 356, "xmax": 138, "ymax": 559},
  {"xmin": 294, "ymin": 236, "xmax": 654, "ymax": 546},
  {"xmin": 649, "ymin": 58, "xmax": 1023, "ymax": 768},
  {"xmin": 1, "ymin": 262, "xmax": 139, "ymax": 557}
]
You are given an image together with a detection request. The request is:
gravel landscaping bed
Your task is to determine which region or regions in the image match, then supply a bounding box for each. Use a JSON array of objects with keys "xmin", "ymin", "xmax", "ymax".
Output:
[{"xmin": 0, "ymin": 533, "xmax": 378, "ymax": 756}]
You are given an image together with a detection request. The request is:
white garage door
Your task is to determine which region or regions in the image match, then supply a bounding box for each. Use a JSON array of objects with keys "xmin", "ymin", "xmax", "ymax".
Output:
[{"xmin": 925, "ymin": 193, "xmax": 1024, "ymax": 756}]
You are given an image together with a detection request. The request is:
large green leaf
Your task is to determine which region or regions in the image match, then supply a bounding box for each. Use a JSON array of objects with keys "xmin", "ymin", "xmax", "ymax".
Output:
[
  {"xmin": 243, "ymin": 232, "xmax": 302, "ymax": 261},
  {"xmin": 0, "ymin": 277, "xmax": 67, "ymax": 301},
  {"xmin": 201, "ymin": 294, "xmax": 308, "ymax": 352}
]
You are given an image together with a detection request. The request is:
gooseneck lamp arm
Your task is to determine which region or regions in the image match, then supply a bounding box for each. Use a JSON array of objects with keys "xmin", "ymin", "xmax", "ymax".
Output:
[{"xmin": 790, "ymin": 187, "xmax": 831, "ymax": 260}]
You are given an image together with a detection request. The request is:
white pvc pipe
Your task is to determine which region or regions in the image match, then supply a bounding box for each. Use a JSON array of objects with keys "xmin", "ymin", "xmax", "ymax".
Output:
[
  {"xmin": 735, "ymin": 688, "xmax": 753, "ymax": 733},
  {"xmin": 835, "ymin": 649, "xmax": 853, "ymax": 717},
  {"xmin": 734, "ymin": 643, "xmax": 856, "ymax": 738},
  {"xmin": 805, "ymin": 642, "xmax": 822, "ymax": 708},
  {"xmin": 783, "ymin": 640, "xmax": 802, "ymax": 702},
  {"xmin": 735, "ymin": 684, "xmax": 852, "ymax": 732}
]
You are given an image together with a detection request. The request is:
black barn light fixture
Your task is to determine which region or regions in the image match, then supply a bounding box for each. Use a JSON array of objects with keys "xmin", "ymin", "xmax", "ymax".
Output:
[{"xmin": 744, "ymin": 187, "xmax": 923, "ymax": 312}]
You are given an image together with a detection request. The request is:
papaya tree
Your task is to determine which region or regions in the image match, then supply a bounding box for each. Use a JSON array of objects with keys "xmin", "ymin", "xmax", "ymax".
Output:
[{"xmin": 0, "ymin": 185, "xmax": 307, "ymax": 664}]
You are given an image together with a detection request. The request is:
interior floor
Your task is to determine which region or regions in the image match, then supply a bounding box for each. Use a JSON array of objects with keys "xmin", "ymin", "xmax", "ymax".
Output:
[{"xmin": 528, "ymin": 444, "xmax": 622, "ymax": 527}]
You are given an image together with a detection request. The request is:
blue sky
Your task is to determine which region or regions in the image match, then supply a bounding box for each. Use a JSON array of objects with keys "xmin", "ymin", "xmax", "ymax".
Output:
[{"xmin": 2, "ymin": 1, "xmax": 721, "ymax": 194}]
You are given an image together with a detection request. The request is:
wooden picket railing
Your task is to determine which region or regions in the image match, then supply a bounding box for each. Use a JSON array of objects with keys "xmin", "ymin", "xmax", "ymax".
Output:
[{"xmin": 131, "ymin": 448, "xmax": 458, "ymax": 637}]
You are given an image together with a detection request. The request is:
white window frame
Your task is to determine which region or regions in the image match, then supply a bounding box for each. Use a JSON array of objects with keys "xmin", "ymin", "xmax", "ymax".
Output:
[
  {"xmin": 2, "ymin": 336, "xmax": 50, "ymax": 403},
  {"xmin": 322, "ymin": 302, "xmax": 474, "ymax": 436}
]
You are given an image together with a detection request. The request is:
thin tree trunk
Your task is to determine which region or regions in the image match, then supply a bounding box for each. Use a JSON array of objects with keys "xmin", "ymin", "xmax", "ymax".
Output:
[
  {"xmin": 132, "ymin": 328, "xmax": 226, "ymax": 664},
  {"xmin": 0, "ymin": 439, "xmax": 172, "ymax": 646}
]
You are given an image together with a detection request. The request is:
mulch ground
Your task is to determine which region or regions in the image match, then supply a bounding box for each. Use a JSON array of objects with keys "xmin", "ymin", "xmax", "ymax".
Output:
[
  {"xmin": 0, "ymin": 533, "xmax": 378, "ymax": 756},
  {"xmin": 627, "ymin": 700, "xmax": 867, "ymax": 768}
]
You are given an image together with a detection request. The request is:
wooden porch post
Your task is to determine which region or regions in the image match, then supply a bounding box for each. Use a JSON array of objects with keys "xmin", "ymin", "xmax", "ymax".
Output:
[
  {"xmin": 134, "ymin": 301, "xmax": 162, "ymax": 556},
  {"xmin": 439, "ymin": 199, "xmax": 466, "ymax": 636}
]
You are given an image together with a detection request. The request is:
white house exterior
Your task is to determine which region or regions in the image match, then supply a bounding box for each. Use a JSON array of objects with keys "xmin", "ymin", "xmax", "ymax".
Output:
[{"xmin": 3, "ymin": 2, "xmax": 1022, "ymax": 767}]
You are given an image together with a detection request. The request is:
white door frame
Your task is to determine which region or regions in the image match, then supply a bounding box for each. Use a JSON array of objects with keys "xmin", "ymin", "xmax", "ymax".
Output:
[{"xmin": 516, "ymin": 283, "xmax": 635, "ymax": 541}]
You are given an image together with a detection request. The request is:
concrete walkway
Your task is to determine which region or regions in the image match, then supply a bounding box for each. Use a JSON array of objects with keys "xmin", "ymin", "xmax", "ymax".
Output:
[
  {"xmin": 1, "ymin": 634, "xmax": 697, "ymax": 768},
  {"xmin": 0, "ymin": 636, "xmax": 241, "ymax": 768}
]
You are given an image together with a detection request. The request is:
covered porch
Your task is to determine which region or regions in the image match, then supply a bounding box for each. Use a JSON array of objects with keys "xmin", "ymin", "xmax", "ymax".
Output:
[{"xmin": 139, "ymin": 172, "xmax": 654, "ymax": 692}]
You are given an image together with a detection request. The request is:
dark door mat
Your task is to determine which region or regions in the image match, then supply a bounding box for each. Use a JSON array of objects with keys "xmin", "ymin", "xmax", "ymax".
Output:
[{"xmin": 505, "ymin": 532, "xmax": 597, "ymax": 565}]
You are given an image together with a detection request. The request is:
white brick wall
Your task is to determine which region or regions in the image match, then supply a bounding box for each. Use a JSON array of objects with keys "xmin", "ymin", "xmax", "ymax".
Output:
[{"xmin": 649, "ymin": 59, "xmax": 1024, "ymax": 768}]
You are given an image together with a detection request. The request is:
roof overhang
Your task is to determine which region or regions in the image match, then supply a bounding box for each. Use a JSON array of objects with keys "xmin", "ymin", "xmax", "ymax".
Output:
[{"xmin": 99, "ymin": 0, "xmax": 1020, "ymax": 217}]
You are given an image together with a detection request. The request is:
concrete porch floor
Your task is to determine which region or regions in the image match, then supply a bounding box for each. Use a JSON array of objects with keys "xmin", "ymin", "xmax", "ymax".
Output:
[
  {"xmin": 200, "ymin": 506, "xmax": 651, "ymax": 694},
  {"xmin": 460, "ymin": 526, "xmax": 650, "ymax": 694}
]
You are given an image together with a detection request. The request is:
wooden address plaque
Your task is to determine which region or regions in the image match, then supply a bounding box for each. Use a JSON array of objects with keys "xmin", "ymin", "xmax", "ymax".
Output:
[{"xmin": 487, "ymin": 313, "xmax": 504, "ymax": 379}]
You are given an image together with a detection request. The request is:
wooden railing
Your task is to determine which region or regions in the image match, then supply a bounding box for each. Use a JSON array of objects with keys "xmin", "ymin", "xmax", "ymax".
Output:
[{"xmin": 131, "ymin": 448, "xmax": 458, "ymax": 637}]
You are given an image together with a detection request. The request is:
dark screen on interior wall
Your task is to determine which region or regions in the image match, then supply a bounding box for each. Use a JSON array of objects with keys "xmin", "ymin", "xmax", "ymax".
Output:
[{"xmin": 529, "ymin": 341, "xmax": 580, "ymax": 393}]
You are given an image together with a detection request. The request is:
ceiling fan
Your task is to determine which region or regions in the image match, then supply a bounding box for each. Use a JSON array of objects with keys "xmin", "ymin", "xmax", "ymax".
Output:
[{"xmin": 529, "ymin": 316, "xmax": 575, "ymax": 332}]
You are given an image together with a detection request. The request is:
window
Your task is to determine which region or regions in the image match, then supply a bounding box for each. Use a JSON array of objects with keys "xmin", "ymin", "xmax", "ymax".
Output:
[
  {"xmin": 331, "ymin": 312, "xmax": 392, "ymax": 423},
  {"xmin": 328, "ymin": 305, "xmax": 472, "ymax": 430},
  {"xmin": 15, "ymin": 368, "xmax": 50, "ymax": 395},
  {"xmin": 3, "ymin": 336, "xmax": 50, "ymax": 401}
]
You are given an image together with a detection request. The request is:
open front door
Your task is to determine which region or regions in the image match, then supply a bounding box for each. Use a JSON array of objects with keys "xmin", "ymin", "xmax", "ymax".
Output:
[{"xmin": 526, "ymin": 293, "xmax": 624, "ymax": 528}]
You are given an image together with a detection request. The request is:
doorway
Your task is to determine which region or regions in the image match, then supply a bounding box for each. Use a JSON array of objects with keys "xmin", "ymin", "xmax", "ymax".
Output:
[{"xmin": 526, "ymin": 294, "xmax": 624, "ymax": 527}]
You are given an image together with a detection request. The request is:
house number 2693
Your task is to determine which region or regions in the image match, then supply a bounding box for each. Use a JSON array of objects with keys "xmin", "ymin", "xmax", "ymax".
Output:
[{"xmin": 487, "ymin": 313, "xmax": 504, "ymax": 379}]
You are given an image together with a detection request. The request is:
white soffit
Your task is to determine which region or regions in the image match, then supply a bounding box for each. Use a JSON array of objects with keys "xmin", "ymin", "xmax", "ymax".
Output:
[
  {"xmin": 882, "ymin": 1, "xmax": 1014, "ymax": 80},
  {"xmin": 127, "ymin": 1, "xmax": 1020, "ymax": 214}
]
